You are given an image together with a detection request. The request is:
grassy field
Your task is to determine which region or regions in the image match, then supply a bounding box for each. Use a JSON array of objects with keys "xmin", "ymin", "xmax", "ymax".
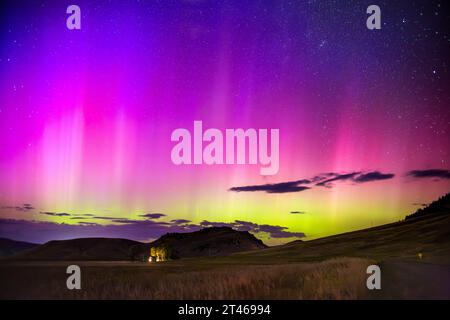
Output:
[
  {"xmin": 0, "ymin": 257, "xmax": 372, "ymax": 299},
  {"xmin": 2, "ymin": 256, "xmax": 449, "ymax": 299},
  {"xmin": 1, "ymin": 202, "xmax": 449, "ymax": 300}
]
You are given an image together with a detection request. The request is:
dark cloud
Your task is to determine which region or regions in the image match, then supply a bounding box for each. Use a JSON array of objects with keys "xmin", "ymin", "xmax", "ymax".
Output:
[
  {"xmin": 229, "ymin": 180, "xmax": 311, "ymax": 194},
  {"xmin": 230, "ymin": 170, "xmax": 395, "ymax": 193},
  {"xmin": 39, "ymin": 211, "xmax": 70, "ymax": 217},
  {"xmin": 199, "ymin": 220, "xmax": 234, "ymax": 228},
  {"xmin": 91, "ymin": 216, "xmax": 127, "ymax": 220},
  {"xmin": 0, "ymin": 218, "xmax": 201, "ymax": 244},
  {"xmin": 200, "ymin": 220, "xmax": 305, "ymax": 239},
  {"xmin": 310, "ymin": 173, "xmax": 335, "ymax": 182},
  {"xmin": 77, "ymin": 222, "xmax": 100, "ymax": 226},
  {"xmin": 257, "ymin": 224, "xmax": 286, "ymax": 234},
  {"xmin": 111, "ymin": 219, "xmax": 170, "ymax": 225},
  {"xmin": 1, "ymin": 204, "xmax": 35, "ymax": 212},
  {"xmin": 139, "ymin": 213, "xmax": 166, "ymax": 219},
  {"xmin": 88, "ymin": 216, "xmax": 172, "ymax": 225},
  {"xmin": 105, "ymin": 219, "xmax": 142, "ymax": 224},
  {"xmin": 407, "ymin": 169, "xmax": 450, "ymax": 180},
  {"xmin": 266, "ymin": 230, "xmax": 306, "ymax": 238},
  {"xmin": 170, "ymin": 219, "xmax": 192, "ymax": 224},
  {"xmin": 315, "ymin": 172, "xmax": 361, "ymax": 187},
  {"xmin": 316, "ymin": 171, "xmax": 394, "ymax": 187},
  {"xmin": 353, "ymin": 171, "xmax": 395, "ymax": 183},
  {"xmin": 0, "ymin": 215, "xmax": 305, "ymax": 243},
  {"xmin": 22, "ymin": 204, "xmax": 34, "ymax": 210}
]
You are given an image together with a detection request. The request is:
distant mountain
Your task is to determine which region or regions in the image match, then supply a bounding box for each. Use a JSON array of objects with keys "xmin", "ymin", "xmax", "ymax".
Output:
[
  {"xmin": 11, "ymin": 237, "xmax": 145, "ymax": 261},
  {"xmin": 8, "ymin": 227, "xmax": 267, "ymax": 261},
  {"xmin": 405, "ymin": 192, "xmax": 450, "ymax": 220},
  {"xmin": 13, "ymin": 193, "xmax": 449, "ymax": 262},
  {"xmin": 149, "ymin": 226, "xmax": 267, "ymax": 259},
  {"xmin": 0, "ymin": 238, "xmax": 38, "ymax": 257}
]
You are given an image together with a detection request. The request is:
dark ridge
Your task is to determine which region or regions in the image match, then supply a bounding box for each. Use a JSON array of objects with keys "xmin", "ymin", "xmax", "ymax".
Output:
[
  {"xmin": 9, "ymin": 237, "xmax": 145, "ymax": 261},
  {"xmin": 150, "ymin": 226, "xmax": 267, "ymax": 259},
  {"xmin": 7, "ymin": 227, "xmax": 267, "ymax": 261},
  {"xmin": 405, "ymin": 193, "xmax": 450, "ymax": 220},
  {"xmin": 0, "ymin": 238, "xmax": 38, "ymax": 257}
]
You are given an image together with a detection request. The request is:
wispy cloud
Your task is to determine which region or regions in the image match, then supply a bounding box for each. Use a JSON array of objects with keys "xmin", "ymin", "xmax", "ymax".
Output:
[
  {"xmin": 407, "ymin": 169, "xmax": 450, "ymax": 179},
  {"xmin": 0, "ymin": 217, "xmax": 305, "ymax": 243},
  {"xmin": 170, "ymin": 219, "xmax": 192, "ymax": 224},
  {"xmin": 1, "ymin": 204, "xmax": 35, "ymax": 212},
  {"xmin": 315, "ymin": 172, "xmax": 361, "ymax": 187},
  {"xmin": 0, "ymin": 218, "xmax": 197, "ymax": 244},
  {"xmin": 39, "ymin": 211, "xmax": 70, "ymax": 217},
  {"xmin": 229, "ymin": 170, "xmax": 395, "ymax": 193},
  {"xmin": 199, "ymin": 220, "xmax": 305, "ymax": 239},
  {"xmin": 77, "ymin": 222, "xmax": 100, "ymax": 226},
  {"xmin": 139, "ymin": 213, "xmax": 166, "ymax": 219},
  {"xmin": 91, "ymin": 216, "xmax": 128, "ymax": 220},
  {"xmin": 229, "ymin": 180, "xmax": 311, "ymax": 193},
  {"xmin": 353, "ymin": 171, "xmax": 395, "ymax": 183}
]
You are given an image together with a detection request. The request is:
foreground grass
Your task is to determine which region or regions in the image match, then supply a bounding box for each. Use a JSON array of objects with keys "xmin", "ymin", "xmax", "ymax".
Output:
[{"xmin": 0, "ymin": 258, "xmax": 371, "ymax": 299}]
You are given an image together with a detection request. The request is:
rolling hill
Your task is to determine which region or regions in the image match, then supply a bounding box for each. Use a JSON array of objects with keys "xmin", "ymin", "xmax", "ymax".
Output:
[
  {"xmin": 5, "ymin": 193, "xmax": 450, "ymax": 262},
  {"xmin": 405, "ymin": 192, "xmax": 450, "ymax": 220},
  {"xmin": 231, "ymin": 193, "xmax": 450, "ymax": 263},
  {"xmin": 150, "ymin": 226, "xmax": 267, "ymax": 259},
  {"xmin": 7, "ymin": 227, "xmax": 267, "ymax": 261},
  {"xmin": 0, "ymin": 238, "xmax": 38, "ymax": 257},
  {"xmin": 9, "ymin": 237, "xmax": 145, "ymax": 261}
]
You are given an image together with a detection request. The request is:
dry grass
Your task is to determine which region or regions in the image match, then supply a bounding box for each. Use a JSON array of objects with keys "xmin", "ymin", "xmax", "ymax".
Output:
[{"xmin": 0, "ymin": 257, "xmax": 371, "ymax": 299}]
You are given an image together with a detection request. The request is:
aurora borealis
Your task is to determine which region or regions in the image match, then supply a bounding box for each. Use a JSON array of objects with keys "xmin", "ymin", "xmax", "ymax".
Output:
[{"xmin": 0, "ymin": 0, "xmax": 449, "ymax": 244}]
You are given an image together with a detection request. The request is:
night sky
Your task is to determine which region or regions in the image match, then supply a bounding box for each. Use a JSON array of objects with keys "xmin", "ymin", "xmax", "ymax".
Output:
[{"xmin": 0, "ymin": 0, "xmax": 449, "ymax": 244}]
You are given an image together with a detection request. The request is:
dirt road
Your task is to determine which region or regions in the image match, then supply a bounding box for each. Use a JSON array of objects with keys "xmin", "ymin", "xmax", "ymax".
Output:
[{"xmin": 370, "ymin": 260, "xmax": 450, "ymax": 299}]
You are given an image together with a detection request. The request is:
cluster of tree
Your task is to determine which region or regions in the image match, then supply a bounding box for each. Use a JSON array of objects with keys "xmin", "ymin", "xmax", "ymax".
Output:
[
  {"xmin": 150, "ymin": 246, "xmax": 170, "ymax": 261},
  {"xmin": 405, "ymin": 193, "xmax": 450, "ymax": 220}
]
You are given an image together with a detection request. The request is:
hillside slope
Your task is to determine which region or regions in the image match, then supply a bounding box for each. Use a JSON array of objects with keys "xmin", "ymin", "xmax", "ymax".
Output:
[
  {"xmin": 233, "ymin": 193, "xmax": 450, "ymax": 263},
  {"xmin": 405, "ymin": 192, "xmax": 450, "ymax": 220},
  {"xmin": 150, "ymin": 226, "xmax": 267, "ymax": 259},
  {"xmin": 10, "ymin": 237, "xmax": 145, "ymax": 261},
  {"xmin": 8, "ymin": 227, "xmax": 267, "ymax": 261},
  {"xmin": 0, "ymin": 238, "xmax": 38, "ymax": 257}
]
